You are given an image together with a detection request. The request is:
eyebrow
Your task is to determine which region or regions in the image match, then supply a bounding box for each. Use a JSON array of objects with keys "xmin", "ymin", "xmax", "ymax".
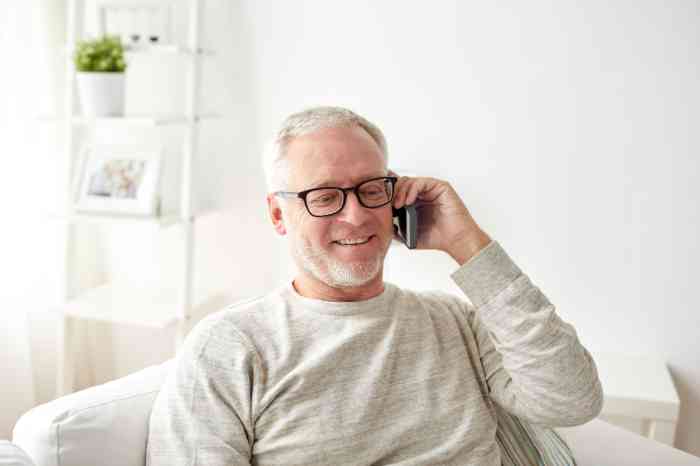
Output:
[{"xmin": 308, "ymin": 172, "xmax": 387, "ymax": 190}]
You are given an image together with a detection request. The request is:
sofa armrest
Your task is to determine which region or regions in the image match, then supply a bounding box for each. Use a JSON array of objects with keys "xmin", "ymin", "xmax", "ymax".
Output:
[
  {"xmin": 556, "ymin": 418, "xmax": 700, "ymax": 466},
  {"xmin": 12, "ymin": 361, "xmax": 172, "ymax": 466}
]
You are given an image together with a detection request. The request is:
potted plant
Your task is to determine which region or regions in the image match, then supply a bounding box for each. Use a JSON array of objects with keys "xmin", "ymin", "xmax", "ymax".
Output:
[{"xmin": 73, "ymin": 35, "xmax": 127, "ymax": 116}]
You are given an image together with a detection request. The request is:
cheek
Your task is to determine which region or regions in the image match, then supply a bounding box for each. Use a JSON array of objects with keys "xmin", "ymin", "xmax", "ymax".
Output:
[
  {"xmin": 291, "ymin": 209, "xmax": 307, "ymax": 228},
  {"xmin": 378, "ymin": 210, "xmax": 394, "ymax": 236},
  {"xmin": 293, "ymin": 212, "xmax": 330, "ymax": 246},
  {"xmin": 285, "ymin": 205, "xmax": 310, "ymax": 233}
]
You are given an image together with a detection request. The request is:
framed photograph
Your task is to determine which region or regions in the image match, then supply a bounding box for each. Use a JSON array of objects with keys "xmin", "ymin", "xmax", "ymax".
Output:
[{"xmin": 73, "ymin": 144, "xmax": 162, "ymax": 216}]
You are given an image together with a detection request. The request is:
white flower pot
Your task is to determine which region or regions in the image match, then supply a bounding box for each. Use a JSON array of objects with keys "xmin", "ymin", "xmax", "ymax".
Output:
[{"xmin": 76, "ymin": 72, "xmax": 125, "ymax": 117}]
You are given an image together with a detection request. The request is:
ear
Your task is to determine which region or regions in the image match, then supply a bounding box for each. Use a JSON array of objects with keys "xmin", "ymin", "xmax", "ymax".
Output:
[{"xmin": 267, "ymin": 193, "xmax": 287, "ymax": 236}]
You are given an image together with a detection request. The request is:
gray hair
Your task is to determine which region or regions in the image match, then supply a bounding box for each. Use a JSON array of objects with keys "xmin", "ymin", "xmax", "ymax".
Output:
[{"xmin": 262, "ymin": 106, "xmax": 389, "ymax": 193}]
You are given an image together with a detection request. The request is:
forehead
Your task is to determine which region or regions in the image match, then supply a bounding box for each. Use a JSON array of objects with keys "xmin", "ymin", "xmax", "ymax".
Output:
[{"xmin": 285, "ymin": 126, "xmax": 385, "ymax": 189}]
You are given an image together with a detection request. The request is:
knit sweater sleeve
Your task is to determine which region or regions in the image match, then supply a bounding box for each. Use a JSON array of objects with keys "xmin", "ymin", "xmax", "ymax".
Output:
[
  {"xmin": 449, "ymin": 240, "xmax": 604, "ymax": 427},
  {"xmin": 147, "ymin": 314, "xmax": 261, "ymax": 466}
]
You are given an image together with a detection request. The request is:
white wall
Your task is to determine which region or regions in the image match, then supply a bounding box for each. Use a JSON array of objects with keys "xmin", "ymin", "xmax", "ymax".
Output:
[
  {"xmin": 228, "ymin": 0, "xmax": 699, "ymax": 454},
  {"xmin": 28, "ymin": 0, "xmax": 699, "ymax": 457}
]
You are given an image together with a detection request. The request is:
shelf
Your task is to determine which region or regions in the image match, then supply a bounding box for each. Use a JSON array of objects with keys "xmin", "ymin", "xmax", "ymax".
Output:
[
  {"xmin": 43, "ymin": 209, "xmax": 217, "ymax": 227},
  {"xmin": 37, "ymin": 114, "xmax": 220, "ymax": 126},
  {"xmin": 44, "ymin": 210, "xmax": 181, "ymax": 227},
  {"xmin": 125, "ymin": 44, "xmax": 215, "ymax": 56},
  {"xmin": 72, "ymin": 115, "xmax": 219, "ymax": 126},
  {"xmin": 56, "ymin": 281, "xmax": 237, "ymax": 328},
  {"xmin": 64, "ymin": 44, "xmax": 215, "ymax": 56}
]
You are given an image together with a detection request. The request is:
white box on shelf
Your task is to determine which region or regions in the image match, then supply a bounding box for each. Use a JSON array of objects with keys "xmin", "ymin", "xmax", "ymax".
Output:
[{"xmin": 97, "ymin": 0, "xmax": 176, "ymax": 50}]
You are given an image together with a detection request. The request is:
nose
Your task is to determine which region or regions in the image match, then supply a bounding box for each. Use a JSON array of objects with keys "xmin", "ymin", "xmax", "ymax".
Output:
[{"xmin": 337, "ymin": 191, "xmax": 372, "ymax": 224}]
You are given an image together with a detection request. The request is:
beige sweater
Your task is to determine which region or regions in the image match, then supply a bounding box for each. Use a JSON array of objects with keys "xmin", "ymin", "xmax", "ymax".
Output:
[{"xmin": 147, "ymin": 240, "xmax": 603, "ymax": 466}]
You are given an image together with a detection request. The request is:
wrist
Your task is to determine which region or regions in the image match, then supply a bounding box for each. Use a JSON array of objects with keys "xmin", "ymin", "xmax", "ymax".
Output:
[{"xmin": 448, "ymin": 229, "xmax": 492, "ymax": 266}]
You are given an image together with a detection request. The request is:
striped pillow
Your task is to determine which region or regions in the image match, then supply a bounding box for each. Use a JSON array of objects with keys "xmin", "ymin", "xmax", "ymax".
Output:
[{"xmin": 493, "ymin": 403, "xmax": 577, "ymax": 466}]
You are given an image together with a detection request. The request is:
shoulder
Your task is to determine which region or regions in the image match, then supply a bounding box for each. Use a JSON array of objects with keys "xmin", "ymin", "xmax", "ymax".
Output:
[
  {"xmin": 393, "ymin": 284, "xmax": 475, "ymax": 314},
  {"xmin": 184, "ymin": 287, "xmax": 296, "ymax": 353},
  {"xmin": 389, "ymin": 284, "xmax": 478, "ymax": 330},
  {"xmin": 179, "ymin": 291, "xmax": 280, "ymax": 363}
]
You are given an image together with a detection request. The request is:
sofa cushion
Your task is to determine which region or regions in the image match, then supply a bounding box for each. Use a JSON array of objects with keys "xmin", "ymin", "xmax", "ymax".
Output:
[
  {"xmin": 12, "ymin": 361, "xmax": 172, "ymax": 466},
  {"xmin": 557, "ymin": 419, "xmax": 700, "ymax": 466}
]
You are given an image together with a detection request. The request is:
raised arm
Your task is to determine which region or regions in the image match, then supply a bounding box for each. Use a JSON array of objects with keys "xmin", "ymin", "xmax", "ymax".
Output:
[{"xmin": 451, "ymin": 240, "xmax": 604, "ymax": 426}]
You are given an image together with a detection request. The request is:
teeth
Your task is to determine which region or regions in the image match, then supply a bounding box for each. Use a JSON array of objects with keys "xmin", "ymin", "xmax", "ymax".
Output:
[{"xmin": 336, "ymin": 236, "xmax": 370, "ymax": 245}]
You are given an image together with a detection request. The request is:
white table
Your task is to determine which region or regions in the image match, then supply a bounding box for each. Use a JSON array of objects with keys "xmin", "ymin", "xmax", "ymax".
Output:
[{"xmin": 592, "ymin": 351, "xmax": 680, "ymax": 446}]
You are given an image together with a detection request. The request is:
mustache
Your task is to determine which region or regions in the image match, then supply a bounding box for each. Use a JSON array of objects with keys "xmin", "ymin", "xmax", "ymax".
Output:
[
  {"xmin": 293, "ymin": 233, "xmax": 376, "ymax": 259},
  {"xmin": 293, "ymin": 236, "xmax": 331, "ymax": 259},
  {"xmin": 297, "ymin": 243, "xmax": 328, "ymax": 258}
]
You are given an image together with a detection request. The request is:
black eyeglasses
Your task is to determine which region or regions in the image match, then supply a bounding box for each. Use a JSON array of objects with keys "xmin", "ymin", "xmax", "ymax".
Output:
[{"xmin": 274, "ymin": 176, "xmax": 398, "ymax": 217}]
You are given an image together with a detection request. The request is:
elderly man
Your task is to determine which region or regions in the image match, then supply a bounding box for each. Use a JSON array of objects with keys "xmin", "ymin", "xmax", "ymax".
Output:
[{"xmin": 147, "ymin": 106, "xmax": 603, "ymax": 466}]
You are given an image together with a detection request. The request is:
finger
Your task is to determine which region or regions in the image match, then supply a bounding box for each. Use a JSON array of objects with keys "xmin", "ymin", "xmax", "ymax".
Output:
[
  {"xmin": 401, "ymin": 177, "xmax": 430, "ymax": 207},
  {"xmin": 406, "ymin": 178, "xmax": 426, "ymax": 206},
  {"xmin": 399, "ymin": 177, "xmax": 416, "ymax": 207},
  {"xmin": 393, "ymin": 176, "xmax": 411, "ymax": 207}
]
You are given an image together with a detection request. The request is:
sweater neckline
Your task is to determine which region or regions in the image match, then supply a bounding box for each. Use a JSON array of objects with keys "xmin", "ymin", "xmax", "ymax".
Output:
[{"xmin": 283, "ymin": 280, "xmax": 398, "ymax": 317}]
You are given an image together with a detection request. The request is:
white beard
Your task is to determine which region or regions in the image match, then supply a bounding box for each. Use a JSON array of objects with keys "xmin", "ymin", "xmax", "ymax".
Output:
[{"xmin": 293, "ymin": 237, "xmax": 384, "ymax": 288}]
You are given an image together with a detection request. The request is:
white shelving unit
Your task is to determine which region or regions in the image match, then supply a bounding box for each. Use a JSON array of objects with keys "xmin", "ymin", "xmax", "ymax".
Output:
[{"xmin": 53, "ymin": 0, "xmax": 228, "ymax": 396}]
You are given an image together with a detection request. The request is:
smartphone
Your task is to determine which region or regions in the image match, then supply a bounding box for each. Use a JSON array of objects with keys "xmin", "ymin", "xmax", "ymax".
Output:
[{"xmin": 392, "ymin": 204, "xmax": 418, "ymax": 249}]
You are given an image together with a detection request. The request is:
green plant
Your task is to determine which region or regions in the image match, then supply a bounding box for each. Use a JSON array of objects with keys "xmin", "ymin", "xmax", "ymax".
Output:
[{"xmin": 73, "ymin": 35, "xmax": 126, "ymax": 72}]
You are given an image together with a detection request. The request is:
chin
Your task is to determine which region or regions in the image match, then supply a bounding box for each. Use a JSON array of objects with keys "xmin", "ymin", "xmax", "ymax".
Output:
[
  {"xmin": 324, "ymin": 258, "xmax": 382, "ymax": 287},
  {"xmin": 294, "ymin": 234, "xmax": 389, "ymax": 289},
  {"xmin": 302, "ymin": 254, "xmax": 383, "ymax": 289}
]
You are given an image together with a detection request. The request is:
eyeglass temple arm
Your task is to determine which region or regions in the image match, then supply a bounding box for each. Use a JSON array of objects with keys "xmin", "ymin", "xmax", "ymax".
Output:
[{"xmin": 274, "ymin": 191, "xmax": 300, "ymax": 199}]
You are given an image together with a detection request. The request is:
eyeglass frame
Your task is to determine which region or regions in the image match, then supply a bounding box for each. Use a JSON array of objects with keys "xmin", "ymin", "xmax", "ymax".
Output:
[{"xmin": 273, "ymin": 176, "xmax": 398, "ymax": 217}]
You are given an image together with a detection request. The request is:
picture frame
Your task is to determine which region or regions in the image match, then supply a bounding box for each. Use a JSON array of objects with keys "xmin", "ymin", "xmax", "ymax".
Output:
[{"xmin": 73, "ymin": 144, "xmax": 163, "ymax": 216}]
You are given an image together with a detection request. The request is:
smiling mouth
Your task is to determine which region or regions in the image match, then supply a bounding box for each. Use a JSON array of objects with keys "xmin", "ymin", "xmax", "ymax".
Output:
[{"xmin": 333, "ymin": 235, "xmax": 375, "ymax": 246}]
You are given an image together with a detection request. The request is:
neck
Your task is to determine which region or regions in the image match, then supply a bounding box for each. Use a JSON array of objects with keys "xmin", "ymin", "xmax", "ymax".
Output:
[{"xmin": 292, "ymin": 272, "xmax": 385, "ymax": 302}]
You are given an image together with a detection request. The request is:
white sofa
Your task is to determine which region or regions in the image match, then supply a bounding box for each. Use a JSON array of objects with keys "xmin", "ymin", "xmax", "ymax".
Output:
[
  {"xmin": 11, "ymin": 361, "xmax": 700, "ymax": 466},
  {"xmin": 0, "ymin": 441, "xmax": 34, "ymax": 466}
]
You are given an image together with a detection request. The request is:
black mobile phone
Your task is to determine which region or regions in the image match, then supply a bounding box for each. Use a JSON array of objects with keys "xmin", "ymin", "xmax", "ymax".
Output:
[{"xmin": 392, "ymin": 204, "xmax": 418, "ymax": 249}]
